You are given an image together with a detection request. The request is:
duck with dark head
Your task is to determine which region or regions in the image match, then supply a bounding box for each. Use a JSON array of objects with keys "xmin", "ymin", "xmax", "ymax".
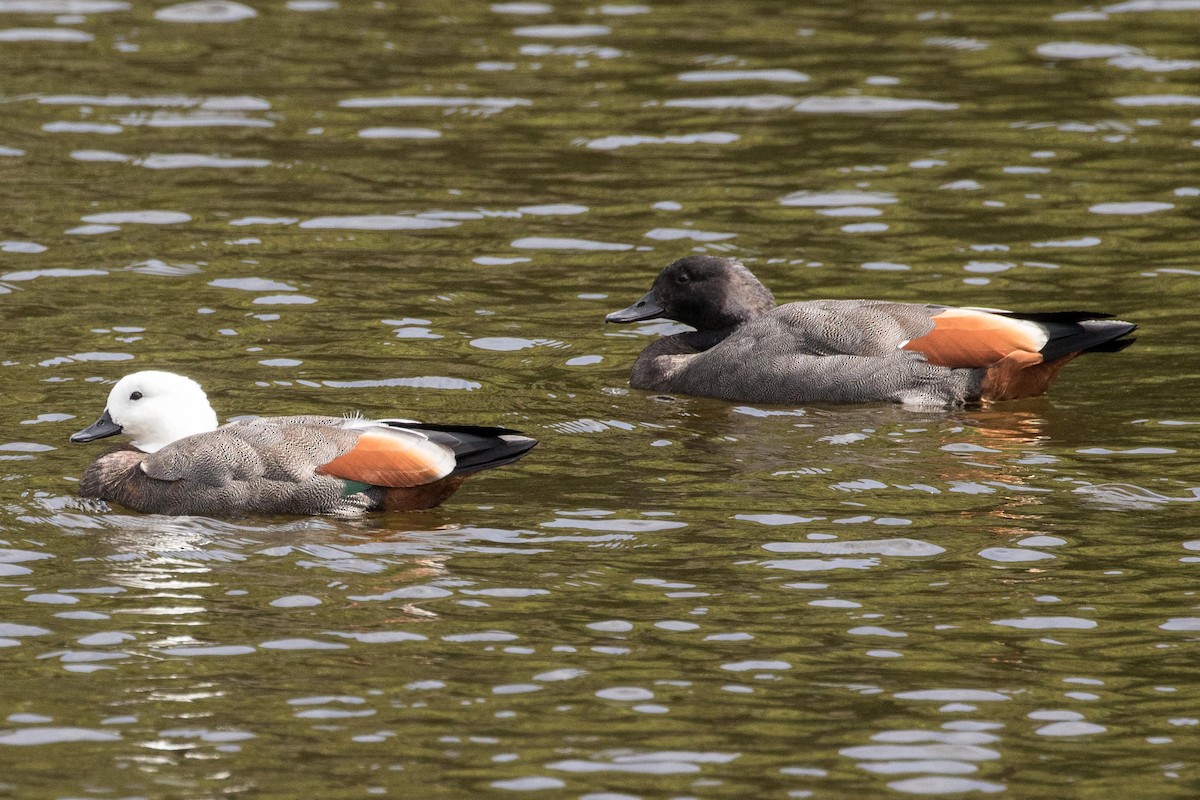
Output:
[{"xmin": 606, "ymin": 255, "xmax": 1136, "ymax": 408}]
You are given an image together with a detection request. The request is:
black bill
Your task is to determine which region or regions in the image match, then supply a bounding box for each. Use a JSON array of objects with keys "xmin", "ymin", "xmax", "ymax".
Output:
[
  {"xmin": 605, "ymin": 290, "xmax": 666, "ymax": 323},
  {"xmin": 70, "ymin": 410, "xmax": 123, "ymax": 443}
]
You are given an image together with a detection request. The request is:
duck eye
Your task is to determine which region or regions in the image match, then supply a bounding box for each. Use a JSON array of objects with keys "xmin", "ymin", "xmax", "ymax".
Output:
[
  {"xmin": 129, "ymin": 391, "xmax": 143, "ymax": 401},
  {"xmin": 676, "ymin": 271, "xmax": 691, "ymax": 284}
]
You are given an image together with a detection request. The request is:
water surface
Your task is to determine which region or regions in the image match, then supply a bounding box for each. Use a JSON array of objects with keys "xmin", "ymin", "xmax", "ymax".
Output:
[{"xmin": 2, "ymin": 1, "xmax": 1200, "ymax": 797}]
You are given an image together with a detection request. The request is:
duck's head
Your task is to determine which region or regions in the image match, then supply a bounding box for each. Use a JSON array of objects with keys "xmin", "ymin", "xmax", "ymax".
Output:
[
  {"xmin": 606, "ymin": 255, "xmax": 776, "ymax": 330},
  {"xmin": 70, "ymin": 370, "xmax": 220, "ymax": 453}
]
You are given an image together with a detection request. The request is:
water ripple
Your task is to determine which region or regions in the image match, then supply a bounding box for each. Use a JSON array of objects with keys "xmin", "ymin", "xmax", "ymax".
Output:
[
  {"xmin": 338, "ymin": 95, "xmax": 531, "ymax": 112},
  {"xmin": 991, "ymin": 616, "xmax": 1097, "ymax": 630},
  {"xmin": 1105, "ymin": 0, "xmax": 1200, "ymax": 12},
  {"xmin": 298, "ymin": 215, "xmax": 460, "ymax": 231},
  {"xmin": 81, "ymin": 210, "xmax": 190, "ymax": 224},
  {"xmin": 678, "ymin": 69, "xmax": 810, "ymax": 83},
  {"xmin": 154, "ymin": 1, "xmax": 256, "ymax": 22},
  {"xmin": 662, "ymin": 94, "xmax": 796, "ymax": 110},
  {"xmin": 781, "ymin": 190, "xmax": 898, "ymax": 207},
  {"xmin": 584, "ymin": 132, "xmax": 739, "ymax": 150},
  {"xmin": 762, "ymin": 538, "xmax": 944, "ymax": 557},
  {"xmin": 0, "ymin": 28, "xmax": 93, "ymax": 42},
  {"xmin": 511, "ymin": 236, "xmax": 632, "ymax": 251},
  {"xmin": 1113, "ymin": 94, "xmax": 1200, "ymax": 106},
  {"xmin": 0, "ymin": 0, "xmax": 129, "ymax": 10},
  {"xmin": 794, "ymin": 96, "xmax": 959, "ymax": 113},
  {"xmin": 512, "ymin": 24, "xmax": 610, "ymax": 38},
  {"xmin": 889, "ymin": 776, "xmax": 1005, "ymax": 794},
  {"xmin": 137, "ymin": 154, "xmax": 271, "ymax": 169},
  {"xmin": 0, "ymin": 727, "xmax": 121, "ymax": 745},
  {"xmin": 358, "ymin": 127, "xmax": 441, "ymax": 139}
]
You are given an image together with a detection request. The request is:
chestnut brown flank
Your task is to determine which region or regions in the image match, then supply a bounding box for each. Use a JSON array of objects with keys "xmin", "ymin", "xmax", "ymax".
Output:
[
  {"xmin": 316, "ymin": 428, "xmax": 446, "ymax": 487},
  {"xmin": 903, "ymin": 309, "xmax": 1046, "ymax": 368},
  {"xmin": 981, "ymin": 353, "xmax": 1074, "ymax": 401},
  {"xmin": 382, "ymin": 475, "xmax": 468, "ymax": 511}
]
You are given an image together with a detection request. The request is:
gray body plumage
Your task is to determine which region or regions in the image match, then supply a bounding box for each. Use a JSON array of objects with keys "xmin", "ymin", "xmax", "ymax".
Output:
[
  {"xmin": 629, "ymin": 300, "xmax": 984, "ymax": 407},
  {"xmin": 81, "ymin": 416, "xmax": 379, "ymax": 517}
]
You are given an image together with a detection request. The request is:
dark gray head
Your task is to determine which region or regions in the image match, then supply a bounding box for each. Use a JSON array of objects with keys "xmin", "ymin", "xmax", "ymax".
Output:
[{"xmin": 606, "ymin": 256, "xmax": 777, "ymax": 330}]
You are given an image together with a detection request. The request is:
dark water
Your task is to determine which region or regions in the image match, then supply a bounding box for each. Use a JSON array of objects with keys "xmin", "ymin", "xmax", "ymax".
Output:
[{"xmin": 3, "ymin": 1, "xmax": 1200, "ymax": 797}]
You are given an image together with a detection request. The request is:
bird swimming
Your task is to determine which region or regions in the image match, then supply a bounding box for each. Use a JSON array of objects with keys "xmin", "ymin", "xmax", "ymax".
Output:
[
  {"xmin": 69, "ymin": 370, "xmax": 537, "ymax": 517},
  {"xmin": 606, "ymin": 255, "xmax": 1136, "ymax": 408}
]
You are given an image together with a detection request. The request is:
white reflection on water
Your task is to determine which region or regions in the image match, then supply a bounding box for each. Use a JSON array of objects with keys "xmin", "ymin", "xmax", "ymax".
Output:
[
  {"xmin": 644, "ymin": 227, "xmax": 735, "ymax": 241},
  {"xmin": 762, "ymin": 538, "xmax": 945, "ymax": 557},
  {"xmin": 0, "ymin": 28, "xmax": 93, "ymax": 41},
  {"xmin": 780, "ymin": 190, "xmax": 898, "ymax": 207},
  {"xmin": 794, "ymin": 97, "xmax": 959, "ymax": 113},
  {"xmin": 1036, "ymin": 42, "xmax": 1140, "ymax": 59},
  {"xmin": 584, "ymin": 132, "xmax": 739, "ymax": 150},
  {"xmin": 322, "ymin": 376, "xmax": 480, "ymax": 390},
  {"xmin": 992, "ymin": 616, "xmax": 1097, "ymax": 630},
  {"xmin": 519, "ymin": 42, "xmax": 623, "ymax": 59},
  {"xmin": 1113, "ymin": 93, "xmax": 1200, "ymax": 106},
  {"xmin": 0, "ymin": 0, "xmax": 127, "ymax": 10},
  {"xmin": 42, "ymin": 121, "xmax": 122, "ymax": 134},
  {"xmin": 1104, "ymin": 0, "xmax": 1200, "ymax": 12},
  {"xmin": 36, "ymin": 93, "xmax": 267, "ymax": 108},
  {"xmin": 155, "ymin": 1, "xmax": 256, "ymax": 23},
  {"xmin": 338, "ymin": 95, "xmax": 531, "ymax": 112},
  {"xmin": 298, "ymin": 215, "xmax": 460, "ymax": 230},
  {"xmin": 118, "ymin": 112, "xmax": 273, "ymax": 128},
  {"xmin": 547, "ymin": 749, "xmax": 738, "ymax": 774},
  {"xmin": 358, "ymin": 127, "xmax": 441, "ymax": 139},
  {"xmin": 678, "ymin": 69, "xmax": 810, "ymax": 83},
  {"xmin": 137, "ymin": 154, "xmax": 272, "ymax": 169},
  {"xmin": 512, "ymin": 236, "xmax": 633, "ymax": 250},
  {"xmin": 2, "ymin": 267, "xmax": 106, "ymax": 281},
  {"xmin": 512, "ymin": 24, "xmax": 611, "ymax": 38},
  {"xmin": 491, "ymin": 2, "xmax": 551, "ymax": 13},
  {"xmin": 662, "ymin": 94, "xmax": 797, "ymax": 110},
  {"xmin": 1088, "ymin": 201, "xmax": 1174, "ymax": 214},
  {"xmin": 80, "ymin": 210, "xmax": 190, "ymax": 224},
  {"xmin": 0, "ymin": 727, "xmax": 121, "ymax": 745}
]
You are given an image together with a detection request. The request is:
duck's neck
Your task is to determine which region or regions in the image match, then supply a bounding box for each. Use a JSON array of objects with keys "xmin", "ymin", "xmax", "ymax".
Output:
[
  {"xmin": 630, "ymin": 329, "xmax": 734, "ymax": 391},
  {"xmin": 701, "ymin": 266, "xmax": 776, "ymax": 329},
  {"xmin": 133, "ymin": 410, "xmax": 219, "ymax": 453}
]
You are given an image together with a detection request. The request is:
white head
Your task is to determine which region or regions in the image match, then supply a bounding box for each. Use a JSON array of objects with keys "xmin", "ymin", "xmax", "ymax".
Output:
[{"xmin": 70, "ymin": 371, "xmax": 220, "ymax": 453}]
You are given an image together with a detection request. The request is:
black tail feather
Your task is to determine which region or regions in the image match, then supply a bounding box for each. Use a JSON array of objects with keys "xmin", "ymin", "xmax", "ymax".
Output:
[
  {"xmin": 999, "ymin": 310, "xmax": 1116, "ymax": 324},
  {"xmin": 1085, "ymin": 335, "xmax": 1137, "ymax": 354},
  {"xmin": 1037, "ymin": 319, "xmax": 1138, "ymax": 363},
  {"xmin": 381, "ymin": 421, "xmax": 538, "ymax": 476}
]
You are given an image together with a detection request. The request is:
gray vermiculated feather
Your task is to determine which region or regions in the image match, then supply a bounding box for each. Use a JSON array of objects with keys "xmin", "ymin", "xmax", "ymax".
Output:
[
  {"xmin": 767, "ymin": 300, "xmax": 941, "ymax": 356},
  {"xmin": 142, "ymin": 416, "xmax": 358, "ymax": 485},
  {"xmin": 80, "ymin": 447, "xmax": 373, "ymax": 517},
  {"xmin": 630, "ymin": 301, "xmax": 982, "ymax": 407},
  {"xmin": 82, "ymin": 419, "xmax": 374, "ymax": 517}
]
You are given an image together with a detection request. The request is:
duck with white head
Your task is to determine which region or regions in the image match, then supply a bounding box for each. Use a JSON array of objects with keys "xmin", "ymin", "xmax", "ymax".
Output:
[
  {"xmin": 72, "ymin": 371, "xmax": 219, "ymax": 453},
  {"xmin": 70, "ymin": 370, "xmax": 537, "ymax": 517}
]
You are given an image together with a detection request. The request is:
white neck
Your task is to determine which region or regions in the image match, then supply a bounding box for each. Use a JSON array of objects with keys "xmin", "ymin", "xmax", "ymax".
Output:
[{"xmin": 132, "ymin": 409, "xmax": 219, "ymax": 453}]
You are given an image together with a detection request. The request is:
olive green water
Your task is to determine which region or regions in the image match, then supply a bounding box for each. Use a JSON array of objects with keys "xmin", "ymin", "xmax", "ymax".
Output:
[{"xmin": 2, "ymin": 1, "xmax": 1200, "ymax": 797}]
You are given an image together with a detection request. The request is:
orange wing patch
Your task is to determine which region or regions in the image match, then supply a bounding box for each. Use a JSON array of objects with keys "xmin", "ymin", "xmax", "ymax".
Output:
[
  {"xmin": 902, "ymin": 308, "xmax": 1048, "ymax": 368},
  {"xmin": 316, "ymin": 428, "xmax": 454, "ymax": 488}
]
